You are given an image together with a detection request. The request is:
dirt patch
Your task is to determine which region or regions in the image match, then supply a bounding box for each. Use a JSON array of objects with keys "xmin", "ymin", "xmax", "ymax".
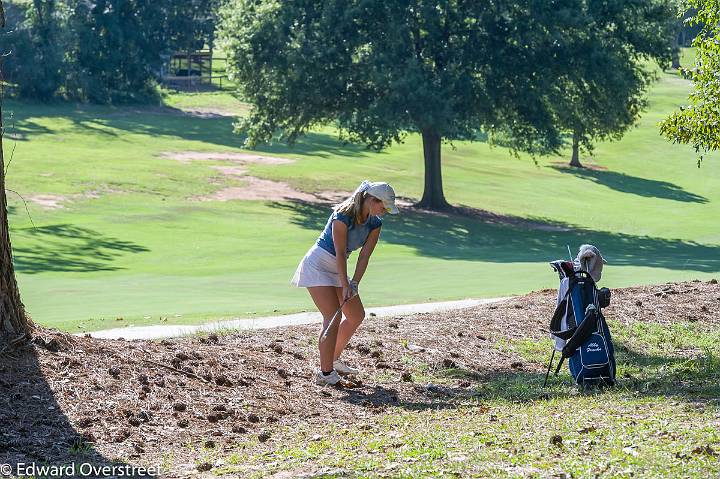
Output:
[
  {"xmin": 198, "ymin": 177, "xmax": 319, "ymax": 202},
  {"xmin": 307, "ymin": 190, "xmax": 349, "ymax": 204},
  {"xmin": 27, "ymin": 186, "xmax": 124, "ymax": 210},
  {"xmin": 160, "ymin": 151, "xmax": 296, "ymax": 165},
  {"xmin": 81, "ymin": 185, "xmax": 125, "ymax": 200},
  {"xmin": 1, "ymin": 280, "xmax": 717, "ymax": 476},
  {"xmin": 189, "ymin": 170, "xmax": 574, "ymax": 232},
  {"xmin": 81, "ymin": 191, "xmax": 105, "ymax": 200},
  {"xmin": 209, "ymin": 165, "xmax": 248, "ymax": 176},
  {"xmin": 28, "ymin": 194, "xmax": 67, "ymax": 209},
  {"xmin": 165, "ymin": 151, "xmax": 350, "ymax": 204}
]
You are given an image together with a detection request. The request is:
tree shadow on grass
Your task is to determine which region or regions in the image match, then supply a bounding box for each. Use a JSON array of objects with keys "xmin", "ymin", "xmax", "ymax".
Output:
[
  {"xmin": 334, "ymin": 337, "xmax": 720, "ymax": 414},
  {"xmin": 338, "ymin": 384, "xmax": 468, "ymax": 412},
  {"xmin": 1, "ymin": 112, "xmax": 53, "ymax": 141},
  {"xmin": 550, "ymin": 165, "xmax": 709, "ymax": 204},
  {"xmin": 271, "ymin": 200, "xmax": 720, "ymax": 273},
  {"xmin": 0, "ymin": 338, "xmax": 151, "ymax": 478},
  {"xmin": 248, "ymin": 131, "xmax": 377, "ymax": 160},
  {"xmin": 12, "ymin": 224, "xmax": 149, "ymax": 274},
  {"xmin": 432, "ymin": 340, "xmax": 720, "ymax": 404},
  {"xmin": 7, "ymin": 103, "xmax": 371, "ymax": 159}
]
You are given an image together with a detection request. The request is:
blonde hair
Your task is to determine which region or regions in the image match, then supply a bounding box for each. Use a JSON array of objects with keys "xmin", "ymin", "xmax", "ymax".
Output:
[{"xmin": 335, "ymin": 189, "xmax": 368, "ymax": 225}]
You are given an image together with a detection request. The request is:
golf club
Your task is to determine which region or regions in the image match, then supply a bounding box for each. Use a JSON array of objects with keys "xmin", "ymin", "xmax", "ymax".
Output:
[{"xmin": 319, "ymin": 294, "xmax": 354, "ymax": 343}]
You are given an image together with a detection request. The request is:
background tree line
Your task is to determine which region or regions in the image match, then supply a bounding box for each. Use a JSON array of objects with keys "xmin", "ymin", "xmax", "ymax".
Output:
[{"xmin": 2, "ymin": 0, "xmax": 217, "ymax": 103}]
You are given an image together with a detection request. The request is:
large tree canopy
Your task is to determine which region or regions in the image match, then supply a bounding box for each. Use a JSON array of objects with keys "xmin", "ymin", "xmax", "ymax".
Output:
[
  {"xmin": 220, "ymin": 0, "xmax": 676, "ymax": 208},
  {"xmin": 547, "ymin": 1, "xmax": 674, "ymax": 167},
  {"xmin": 660, "ymin": 0, "xmax": 720, "ymax": 164},
  {"xmin": 220, "ymin": 0, "xmax": 564, "ymax": 208}
]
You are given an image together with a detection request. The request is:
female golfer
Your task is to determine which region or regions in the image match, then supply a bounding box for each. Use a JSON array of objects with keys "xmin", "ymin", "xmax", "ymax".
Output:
[{"xmin": 291, "ymin": 180, "xmax": 398, "ymax": 386}]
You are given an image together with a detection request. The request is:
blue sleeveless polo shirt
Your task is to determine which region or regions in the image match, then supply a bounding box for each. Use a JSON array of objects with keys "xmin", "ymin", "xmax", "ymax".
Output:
[{"xmin": 316, "ymin": 210, "xmax": 382, "ymax": 257}]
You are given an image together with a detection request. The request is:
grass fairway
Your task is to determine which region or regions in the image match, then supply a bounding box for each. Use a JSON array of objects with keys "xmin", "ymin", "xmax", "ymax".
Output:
[{"xmin": 3, "ymin": 49, "xmax": 719, "ymax": 332}]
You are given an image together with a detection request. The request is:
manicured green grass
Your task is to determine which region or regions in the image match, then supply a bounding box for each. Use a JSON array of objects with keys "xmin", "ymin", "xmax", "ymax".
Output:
[
  {"xmin": 3, "ymin": 49, "xmax": 718, "ymax": 331},
  {"xmin": 214, "ymin": 320, "xmax": 720, "ymax": 478}
]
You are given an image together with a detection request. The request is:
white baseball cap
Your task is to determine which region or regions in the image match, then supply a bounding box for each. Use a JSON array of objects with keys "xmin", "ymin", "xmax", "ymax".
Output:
[{"xmin": 366, "ymin": 182, "xmax": 399, "ymax": 214}]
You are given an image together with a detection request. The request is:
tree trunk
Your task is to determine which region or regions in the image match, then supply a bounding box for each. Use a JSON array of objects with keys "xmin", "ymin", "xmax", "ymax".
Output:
[
  {"xmin": 670, "ymin": 29, "xmax": 682, "ymax": 70},
  {"xmin": 0, "ymin": 0, "xmax": 32, "ymax": 344},
  {"xmin": 417, "ymin": 128, "xmax": 451, "ymax": 210},
  {"xmin": 671, "ymin": 32, "xmax": 681, "ymax": 69},
  {"xmin": 569, "ymin": 131, "xmax": 582, "ymax": 168}
]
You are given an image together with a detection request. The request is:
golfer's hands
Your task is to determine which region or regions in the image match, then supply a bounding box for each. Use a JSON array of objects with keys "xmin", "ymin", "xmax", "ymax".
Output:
[{"xmin": 342, "ymin": 280, "xmax": 359, "ymax": 301}]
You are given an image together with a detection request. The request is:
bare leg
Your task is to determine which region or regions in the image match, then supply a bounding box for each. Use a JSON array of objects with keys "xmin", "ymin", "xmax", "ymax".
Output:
[
  {"xmin": 333, "ymin": 288, "xmax": 365, "ymax": 360},
  {"xmin": 308, "ymin": 286, "xmax": 341, "ymax": 372}
]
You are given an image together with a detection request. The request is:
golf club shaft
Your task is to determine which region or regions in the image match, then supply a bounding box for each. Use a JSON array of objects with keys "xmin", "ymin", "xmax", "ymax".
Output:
[{"xmin": 320, "ymin": 296, "xmax": 351, "ymax": 342}]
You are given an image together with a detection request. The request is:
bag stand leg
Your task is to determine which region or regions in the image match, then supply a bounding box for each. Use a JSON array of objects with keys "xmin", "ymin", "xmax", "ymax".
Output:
[
  {"xmin": 543, "ymin": 349, "xmax": 556, "ymax": 388},
  {"xmin": 554, "ymin": 356, "xmax": 565, "ymax": 376}
]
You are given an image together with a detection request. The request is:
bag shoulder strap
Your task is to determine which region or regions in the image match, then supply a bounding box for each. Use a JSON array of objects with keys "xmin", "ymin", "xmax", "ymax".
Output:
[{"xmin": 549, "ymin": 277, "xmax": 578, "ymax": 338}]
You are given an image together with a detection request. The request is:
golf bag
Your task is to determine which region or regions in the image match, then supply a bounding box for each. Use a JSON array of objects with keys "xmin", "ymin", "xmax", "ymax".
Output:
[{"xmin": 543, "ymin": 260, "xmax": 616, "ymax": 387}]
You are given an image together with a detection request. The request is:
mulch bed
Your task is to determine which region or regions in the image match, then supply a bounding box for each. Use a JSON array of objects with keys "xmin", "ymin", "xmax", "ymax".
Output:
[{"xmin": 0, "ymin": 280, "xmax": 717, "ymax": 477}]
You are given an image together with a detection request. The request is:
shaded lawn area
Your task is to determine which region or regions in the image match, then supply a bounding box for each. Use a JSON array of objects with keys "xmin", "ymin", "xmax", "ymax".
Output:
[{"xmin": 272, "ymin": 200, "xmax": 720, "ymax": 272}]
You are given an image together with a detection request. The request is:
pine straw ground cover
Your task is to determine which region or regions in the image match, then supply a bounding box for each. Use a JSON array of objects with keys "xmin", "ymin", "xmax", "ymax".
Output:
[{"xmin": 1, "ymin": 280, "xmax": 719, "ymax": 478}]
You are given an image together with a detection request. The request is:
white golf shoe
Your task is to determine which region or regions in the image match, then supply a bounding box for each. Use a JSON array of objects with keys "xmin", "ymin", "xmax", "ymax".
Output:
[
  {"xmin": 333, "ymin": 359, "xmax": 359, "ymax": 376},
  {"xmin": 315, "ymin": 369, "xmax": 342, "ymax": 386}
]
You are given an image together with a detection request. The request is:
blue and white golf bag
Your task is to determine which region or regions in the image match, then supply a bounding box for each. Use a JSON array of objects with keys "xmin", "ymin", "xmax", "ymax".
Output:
[{"xmin": 543, "ymin": 260, "xmax": 616, "ymax": 387}]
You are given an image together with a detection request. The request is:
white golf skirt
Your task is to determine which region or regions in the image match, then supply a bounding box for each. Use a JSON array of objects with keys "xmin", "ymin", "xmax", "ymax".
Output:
[{"xmin": 291, "ymin": 244, "xmax": 349, "ymax": 288}]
